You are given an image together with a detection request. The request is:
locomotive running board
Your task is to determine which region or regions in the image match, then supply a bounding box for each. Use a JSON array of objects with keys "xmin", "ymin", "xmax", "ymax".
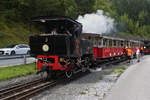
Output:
[
  {"xmin": 73, "ymin": 69, "xmax": 82, "ymax": 74},
  {"xmin": 89, "ymin": 67, "xmax": 102, "ymax": 72}
]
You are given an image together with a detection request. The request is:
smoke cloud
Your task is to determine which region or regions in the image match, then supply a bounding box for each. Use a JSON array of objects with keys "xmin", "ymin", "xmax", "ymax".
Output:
[{"xmin": 77, "ymin": 10, "xmax": 116, "ymax": 34}]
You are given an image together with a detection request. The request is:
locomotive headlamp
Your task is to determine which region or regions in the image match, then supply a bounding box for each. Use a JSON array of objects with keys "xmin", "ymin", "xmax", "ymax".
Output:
[{"xmin": 42, "ymin": 44, "xmax": 49, "ymax": 52}]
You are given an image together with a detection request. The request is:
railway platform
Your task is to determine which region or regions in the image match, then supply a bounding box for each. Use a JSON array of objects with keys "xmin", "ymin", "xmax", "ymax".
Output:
[{"xmin": 104, "ymin": 55, "xmax": 150, "ymax": 100}]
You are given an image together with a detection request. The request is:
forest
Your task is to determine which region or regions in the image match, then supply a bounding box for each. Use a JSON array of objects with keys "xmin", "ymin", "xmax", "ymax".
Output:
[{"xmin": 0, "ymin": 0, "xmax": 150, "ymax": 47}]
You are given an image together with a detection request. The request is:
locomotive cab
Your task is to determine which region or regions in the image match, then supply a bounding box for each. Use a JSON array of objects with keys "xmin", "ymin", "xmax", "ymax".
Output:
[{"xmin": 30, "ymin": 16, "xmax": 82, "ymax": 57}]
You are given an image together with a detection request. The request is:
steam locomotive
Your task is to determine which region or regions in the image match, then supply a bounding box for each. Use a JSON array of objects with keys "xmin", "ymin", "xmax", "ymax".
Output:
[
  {"xmin": 29, "ymin": 16, "xmax": 142, "ymax": 79},
  {"xmin": 30, "ymin": 16, "xmax": 94, "ymax": 78}
]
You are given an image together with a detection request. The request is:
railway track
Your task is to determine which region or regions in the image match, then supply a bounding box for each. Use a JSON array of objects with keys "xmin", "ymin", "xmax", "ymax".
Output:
[
  {"xmin": 0, "ymin": 79, "xmax": 57, "ymax": 100},
  {"xmin": 0, "ymin": 57, "xmax": 136, "ymax": 100}
]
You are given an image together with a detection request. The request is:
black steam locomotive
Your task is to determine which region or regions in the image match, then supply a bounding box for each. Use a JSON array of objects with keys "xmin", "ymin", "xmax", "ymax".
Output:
[{"xmin": 29, "ymin": 16, "xmax": 94, "ymax": 78}]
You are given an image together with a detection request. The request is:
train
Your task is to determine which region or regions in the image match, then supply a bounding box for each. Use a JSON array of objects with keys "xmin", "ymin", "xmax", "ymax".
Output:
[
  {"xmin": 29, "ymin": 16, "xmax": 143, "ymax": 79},
  {"xmin": 142, "ymin": 40, "xmax": 150, "ymax": 54}
]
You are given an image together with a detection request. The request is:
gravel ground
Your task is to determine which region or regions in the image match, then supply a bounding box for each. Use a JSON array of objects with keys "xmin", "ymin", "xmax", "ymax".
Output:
[{"xmin": 32, "ymin": 70, "xmax": 118, "ymax": 100}]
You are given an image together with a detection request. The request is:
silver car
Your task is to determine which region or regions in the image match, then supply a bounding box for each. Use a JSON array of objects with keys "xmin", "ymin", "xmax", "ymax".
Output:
[{"xmin": 0, "ymin": 44, "xmax": 30, "ymax": 55}]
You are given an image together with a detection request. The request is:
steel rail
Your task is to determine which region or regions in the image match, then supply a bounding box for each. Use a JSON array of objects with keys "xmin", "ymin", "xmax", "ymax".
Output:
[
  {"xmin": 0, "ymin": 79, "xmax": 43, "ymax": 99},
  {"xmin": 2, "ymin": 81, "xmax": 57, "ymax": 100}
]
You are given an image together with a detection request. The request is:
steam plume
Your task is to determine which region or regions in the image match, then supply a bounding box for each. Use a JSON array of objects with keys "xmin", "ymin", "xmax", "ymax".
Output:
[{"xmin": 77, "ymin": 10, "xmax": 115, "ymax": 34}]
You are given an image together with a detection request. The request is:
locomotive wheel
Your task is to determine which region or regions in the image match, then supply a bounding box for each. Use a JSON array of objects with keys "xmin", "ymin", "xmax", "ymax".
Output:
[
  {"xmin": 65, "ymin": 70, "xmax": 73, "ymax": 78},
  {"xmin": 40, "ymin": 71, "xmax": 48, "ymax": 80},
  {"xmin": 50, "ymin": 72, "xmax": 57, "ymax": 79},
  {"xmin": 82, "ymin": 66, "xmax": 87, "ymax": 72}
]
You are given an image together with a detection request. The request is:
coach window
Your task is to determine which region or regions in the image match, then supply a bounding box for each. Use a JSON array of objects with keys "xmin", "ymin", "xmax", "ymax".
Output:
[
  {"xmin": 117, "ymin": 40, "xmax": 119, "ymax": 47},
  {"xmin": 109, "ymin": 39, "xmax": 112, "ymax": 47},
  {"xmin": 98, "ymin": 39, "xmax": 102, "ymax": 47},
  {"xmin": 103, "ymin": 39, "xmax": 106, "ymax": 47},
  {"xmin": 126, "ymin": 41, "xmax": 128, "ymax": 47},
  {"xmin": 94, "ymin": 39, "xmax": 97, "ymax": 47},
  {"xmin": 139, "ymin": 41, "xmax": 141, "ymax": 47},
  {"xmin": 101, "ymin": 39, "xmax": 103, "ymax": 47},
  {"xmin": 118, "ymin": 40, "xmax": 121, "ymax": 47},
  {"xmin": 121, "ymin": 41, "xmax": 124, "ymax": 47},
  {"xmin": 135, "ymin": 42, "xmax": 137, "ymax": 47},
  {"xmin": 113, "ymin": 40, "xmax": 116, "ymax": 47},
  {"xmin": 131, "ymin": 42, "xmax": 133, "ymax": 47},
  {"xmin": 132, "ymin": 42, "xmax": 135, "ymax": 47},
  {"xmin": 118, "ymin": 41, "xmax": 120, "ymax": 47},
  {"xmin": 115, "ymin": 41, "xmax": 118, "ymax": 47},
  {"xmin": 135, "ymin": 42, "xmax": 138, "ymax": 47},
  {"xmin": 138, "ymin": 42, "xmax": 140, "ymax": 47},
  {"xmin": 106, "ymin": 39, "xmax": 110, "ymax": 47},
  {"xmin": 136, "ymin": 42, "xmax": 138, "ymax": 47},
  {"xmin": 124, "ymin": 41, "xmax": 126, "ymax": 47},
  {"xmin": 128, "ymin": 42, "xmax": 131, "ymax": 48}
]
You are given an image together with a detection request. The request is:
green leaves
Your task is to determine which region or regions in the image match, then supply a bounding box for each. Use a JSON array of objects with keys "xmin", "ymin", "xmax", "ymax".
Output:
[
  {"xmin": 0, "ymin": 0, "xmax": 150, "ymax": 44},
  {"xmin": 112, "ymin": 0, "xmax": 150, "ymax": 38}
]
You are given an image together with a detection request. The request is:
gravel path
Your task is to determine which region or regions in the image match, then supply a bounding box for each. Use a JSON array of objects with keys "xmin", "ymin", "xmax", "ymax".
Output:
[{"xmin": 104, "ymin": 55, "xmax": 150, "ymax": 100}]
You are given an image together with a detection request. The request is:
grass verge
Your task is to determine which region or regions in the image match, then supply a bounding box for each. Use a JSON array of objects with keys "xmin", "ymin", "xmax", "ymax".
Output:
[
  {"xmin": 104, "ymin": 65, "xmax": 126, "ymax": 76},
  {"xmin": 0, "ymin": 63, "xmax": 36, "ymax": 81}
]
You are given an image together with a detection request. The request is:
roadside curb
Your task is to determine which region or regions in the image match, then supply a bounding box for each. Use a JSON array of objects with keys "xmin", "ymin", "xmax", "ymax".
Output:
[{"xmin": 0, "ymin": 55, "xmax": 30, "ymax": 60}]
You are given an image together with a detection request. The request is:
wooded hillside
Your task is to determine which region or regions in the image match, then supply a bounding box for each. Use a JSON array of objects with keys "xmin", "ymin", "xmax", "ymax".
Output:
[{"xmin": 0, "ymin": 0, "xmax": 150, "ymax": 47}]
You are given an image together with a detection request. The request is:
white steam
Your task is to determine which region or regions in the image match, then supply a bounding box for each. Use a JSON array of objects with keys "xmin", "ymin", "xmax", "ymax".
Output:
[{"xmin": 77, "ymin": 10, "xmax": 115, "ymax": 34}]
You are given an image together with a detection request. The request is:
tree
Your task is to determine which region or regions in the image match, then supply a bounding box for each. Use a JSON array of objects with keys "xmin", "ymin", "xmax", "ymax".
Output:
[{"xmin": 93, "ymin": 0, "xmax": 116, "ymax": 17}]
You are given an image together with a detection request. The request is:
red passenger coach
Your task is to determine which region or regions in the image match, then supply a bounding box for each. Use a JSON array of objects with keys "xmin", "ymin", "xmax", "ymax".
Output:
[
  {"xmin": 82, "ymin": 33, "xmax": 125, "ymax": 60},
  {"xmin": 82, "ymin": 33, "xmax": 141, "ymax": 60}
]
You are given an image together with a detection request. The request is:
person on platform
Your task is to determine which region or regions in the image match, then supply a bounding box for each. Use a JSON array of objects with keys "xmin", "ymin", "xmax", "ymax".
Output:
[
  {"xmin": 136, "ymin": 48, "xmax": 140, "ymax": 62},
  {"xmin": 126, "ymin": 47, "xmax": 132, "ymax": 63}
]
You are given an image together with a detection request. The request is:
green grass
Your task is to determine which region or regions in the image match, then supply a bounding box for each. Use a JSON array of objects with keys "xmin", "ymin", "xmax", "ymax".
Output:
[
  {"xmin": 80, "ymin": 91, "xmax": 87, "ymax": 95},
  {"xmin": 0, "ymin": 63, "xmax": 36, "ymax": 81},
  {"xmin": 103, "ymin": 65, "xmax": 126, "ymax": 76},
  {"xmin": 117, "ymin": 66, "xmax": 126, "ymax": 77},
  {"xmin": 94, "ymin": 91, "xmax": 99, "ymax": 96}
]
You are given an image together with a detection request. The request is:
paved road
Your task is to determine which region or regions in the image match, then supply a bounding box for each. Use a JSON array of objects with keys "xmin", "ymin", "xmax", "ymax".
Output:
[
  {"xmin": 104, "ymin": 55, "xmax": 150, "ymax": 100},
  {"xmin": 0, "ymin": 57, "xmax": 36, "ymax": 67}
]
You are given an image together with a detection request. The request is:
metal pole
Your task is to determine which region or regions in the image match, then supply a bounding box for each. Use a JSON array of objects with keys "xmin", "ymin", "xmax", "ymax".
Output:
[{"xmin": 23, "ymin": 55, "xmax": 27, "ymax": 64}]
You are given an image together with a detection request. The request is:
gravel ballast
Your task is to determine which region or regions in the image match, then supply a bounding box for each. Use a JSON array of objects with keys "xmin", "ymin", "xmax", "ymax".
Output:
[{"xmin": 32, "ymin": 68, "xmax": 120, "ymax": 100}]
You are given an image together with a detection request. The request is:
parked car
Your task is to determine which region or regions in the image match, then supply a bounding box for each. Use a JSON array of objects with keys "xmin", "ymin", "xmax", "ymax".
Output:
[{"xmin": 0, "ymin": 44, "xmax": 30, "ymax": 55}]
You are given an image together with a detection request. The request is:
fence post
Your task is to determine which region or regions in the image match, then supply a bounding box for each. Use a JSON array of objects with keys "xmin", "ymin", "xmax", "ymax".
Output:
[{"xmin": 23, "ymin": 55, "xmax": 27, "ymax": 64}]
